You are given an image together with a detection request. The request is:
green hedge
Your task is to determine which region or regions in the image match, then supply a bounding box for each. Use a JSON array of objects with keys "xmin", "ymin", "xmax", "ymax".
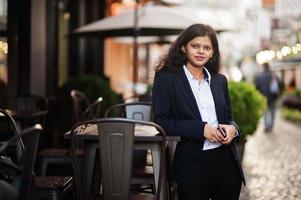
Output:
[
  {"xmin": 228, "ymin": 81, "xmax": 266, "ymax": 140},
  {"xmin": 281, "ymin": 107, "xmax": 301, "ymax": 124}
]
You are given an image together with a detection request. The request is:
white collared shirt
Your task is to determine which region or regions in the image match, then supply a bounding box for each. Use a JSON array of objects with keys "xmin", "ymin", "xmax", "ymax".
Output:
[{"xmin": 183, "ymin": 65, "xmax": 222, "ymax": 150}]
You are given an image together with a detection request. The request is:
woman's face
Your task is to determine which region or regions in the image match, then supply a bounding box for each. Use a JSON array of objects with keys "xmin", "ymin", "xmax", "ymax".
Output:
[{"xmin": 182, "ymin": 35, "xmax": 213, "ymax": 69}]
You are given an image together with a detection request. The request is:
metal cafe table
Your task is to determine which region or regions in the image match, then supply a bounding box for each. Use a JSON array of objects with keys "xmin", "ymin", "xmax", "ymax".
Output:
[
  {"xmin": 3, "ymin": 109, "xmax": 48, "ymax": 120},
  {"xmin": 64, "ymin": 121, "xmax": 180, "ymax": 200},
  {"xmin": 1, "ymin": 109, "xmax": 48, "ymax": 129}
]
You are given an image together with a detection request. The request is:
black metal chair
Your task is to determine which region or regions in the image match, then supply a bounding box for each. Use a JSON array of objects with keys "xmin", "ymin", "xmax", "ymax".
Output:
[
  {"xmin": 33, "ymin": 176, "xmax": 74, "ymax": 200},
  {"xmin": 105, "ymin": 102, "xmax": 154, "ymax": 192},
  {"xmin": 70, "ymin": 118, "xmax": 167, "ymax": 200},
  {"xmin": 38, "ymin": 90, "xmax": 102, "ymax": 176},
  {"xmin": 124, "ymin": 94, "xmax": 152, "ymax": 103},
  {"xmin": 0, "ymin": 94, "xmax": 49, "ymax": 128},
  {"xmin": 0, "ymin": 108, "xmax": 74, "ymax": 200},
  {"xmin": 0, "ymin": 108, "xmax": 25, "ymax": 166},
  {"xmin": 71, "ymin": 89, "xmax": 103, "ymax": 122},
  {"xmin": 0, "ymin": 123, "xmax": 42, "ymax": 200},
  {"xmin": 0, "ymin": 94, "xmax": 48, "ymax": 112},
  {"xmin": 105, "ymin": 102, "xmax": 152, "ymax": 121}
]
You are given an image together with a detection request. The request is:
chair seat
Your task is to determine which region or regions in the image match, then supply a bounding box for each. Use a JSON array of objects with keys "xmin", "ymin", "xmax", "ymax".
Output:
[
  {"xmin": 133, "ymin": 165, "xmax": 153, "ymax": 177},
  {"xmin": 35, "ymin": 176, "xmax": 73, "ymax": 189},
  {"xmin": 94, "ymin": 193, "xmax": 156, "ymax": 200},
  {"xmin": 34, "ymin": 176, "xmax": 74, "ymax": 199},
  {"xmin": 131, "ymin": 165, "xmax": 154, "ymax": 186},
  {"xmin": 130, "ymin": 192, "xmax": 156, "ymax": 200},
  {"xmin": 38, "ymin": 148, "xmax": 84, "ymax": 176},
  {"xmin": 39, "ymin": 148, "xmax": 69, "ymax": 157},
  {"xmin": 38, "ymin": 148, "xmax": 71, "ymax": 176},
  {"xmin": 39, "ymin": 148, "xmax": 84, "ymax": 157}
]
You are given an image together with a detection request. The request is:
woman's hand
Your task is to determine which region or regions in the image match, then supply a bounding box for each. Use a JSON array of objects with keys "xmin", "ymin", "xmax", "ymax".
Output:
[
  {"xmin": 219, "ymin": 124, "xmax": 237, "ymax": 145},
  {"xmin": 204, "ymin": 124, "xmax": 224, "ymax": 143}
]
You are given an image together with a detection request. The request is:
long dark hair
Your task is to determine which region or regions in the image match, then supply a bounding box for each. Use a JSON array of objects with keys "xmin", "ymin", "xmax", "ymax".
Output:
[{"xmin": 154, "ymin": 23, "xmax": 220, "ymax": 74}]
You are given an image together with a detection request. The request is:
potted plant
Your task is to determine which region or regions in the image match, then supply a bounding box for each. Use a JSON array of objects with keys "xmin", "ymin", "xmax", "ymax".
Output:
[
  {"xmin": 282, "ymin": 89, "xmax": 301, "ymax": 110},
  {"xmin": 228, "ymin": 81, "xmax": 266, "ymax": 160},
  {"xmin": 282, "ymin": 89, "xmax": 301, "ymax": 124}
]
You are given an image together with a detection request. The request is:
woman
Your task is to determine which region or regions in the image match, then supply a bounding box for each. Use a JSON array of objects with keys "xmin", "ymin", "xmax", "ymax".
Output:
[{"xmin": 152, "ymin": 24, "xmax": 245, "ymax": 200}]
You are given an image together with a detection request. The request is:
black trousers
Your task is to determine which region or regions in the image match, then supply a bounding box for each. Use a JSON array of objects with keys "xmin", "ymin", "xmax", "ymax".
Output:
[{"xmin": 177, "ymin": 145, "xmax": 242, "ymax": 200}]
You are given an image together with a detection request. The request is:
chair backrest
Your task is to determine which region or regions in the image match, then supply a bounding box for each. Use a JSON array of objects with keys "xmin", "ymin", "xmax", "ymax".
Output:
[
  {"xmin": 0, "ymin": 95, "xmax": 48, "ymax": 129},
  {"xmin": 123, "ymin": 94, "xmax": 152, "ymax": 103},
  {"xmin": 70, "ymin": 118, "xmax": 166, "ymax": 200},
  {"xmin": 0, "ymin": 108, "xmax": 24, "ymax": 164},
  {"xmin": 99, "ymin": 118, "xmax": 166, "ymax": 200},
  {"xmin": 0, "ymin": 124, "xmax": 42, "ymax": 200},
  {"xmin": 0, "ymin": 94, "xmax": 48, "ymax": 113},
  {"xmin": 18, "ymin": 124, "xmax": 42, "ymax": 200},
  {"xmin": 70, "ymin": 90, "xmax": 90, "ymax": 123},
  {"xmin": 70, "ymin": 90, "xmax": 103, "ymax": 123},
  {"xmin": 104, "ymin": 102, "xmax": 153, "ymax": 121},
  {"xmin": 83, "ymin": 97, "xmax": 103, "ymax": 120},
  {"xmin": 98, "ymin": 118, "xmax": 135, "ymax": 200}
]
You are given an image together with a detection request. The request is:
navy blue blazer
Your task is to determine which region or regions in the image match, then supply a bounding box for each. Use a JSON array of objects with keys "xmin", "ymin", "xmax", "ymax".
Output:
[{"xmin": 152, "ymin": 67, "xmax": 245, "ymax": 187}]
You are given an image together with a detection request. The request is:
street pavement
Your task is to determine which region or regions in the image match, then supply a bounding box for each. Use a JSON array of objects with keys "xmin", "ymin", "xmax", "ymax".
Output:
[{"xmin": 239, "ymin": 112, "xmax": 301, "ymax": 200}]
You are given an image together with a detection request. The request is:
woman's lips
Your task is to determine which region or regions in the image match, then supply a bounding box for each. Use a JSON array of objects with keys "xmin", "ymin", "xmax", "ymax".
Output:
[{"xmin": 195, "ymin": 56, "xmax": 205, "ymax": 60}]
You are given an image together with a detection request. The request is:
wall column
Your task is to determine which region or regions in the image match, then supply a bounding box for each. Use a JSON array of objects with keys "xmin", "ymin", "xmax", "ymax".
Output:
[{"xmin": 30, "ymin": 0, "xmax": 47, "ymax": 96}]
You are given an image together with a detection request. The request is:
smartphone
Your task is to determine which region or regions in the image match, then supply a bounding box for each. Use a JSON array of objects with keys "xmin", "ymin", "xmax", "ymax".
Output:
[{"xmin": 218, "ymin": 125, "xmax": 227, "ymax": 138}]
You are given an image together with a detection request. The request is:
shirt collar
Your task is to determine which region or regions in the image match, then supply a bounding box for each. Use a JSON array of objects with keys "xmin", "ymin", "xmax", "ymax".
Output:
[{"xmin": 183, "ymin": 65, "xmax": 211, "ymax": 85}]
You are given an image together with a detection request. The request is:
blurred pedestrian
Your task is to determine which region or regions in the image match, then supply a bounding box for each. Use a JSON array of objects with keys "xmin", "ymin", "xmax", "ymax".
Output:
[
  {"xmin": 152, "ymin": 23, "xmax": 245, "ymax": 200},
  {"xmin": 255, "ymin": 62, "xmax": 280, "ymax": 132}
]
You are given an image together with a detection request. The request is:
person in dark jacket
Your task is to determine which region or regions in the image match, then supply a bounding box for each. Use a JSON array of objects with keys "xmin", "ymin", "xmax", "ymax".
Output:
[
  {"xmin": 152, "ymin": 23, "xmax": 245, "ymax": 200},
  {"xmin": 255, "ymin": 62, "xmax": 280, "ymax": 132}
]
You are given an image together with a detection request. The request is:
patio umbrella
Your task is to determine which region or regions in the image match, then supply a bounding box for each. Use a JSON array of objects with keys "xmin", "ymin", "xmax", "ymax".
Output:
[
  {"xmin": 70, "ymin": 5, "xmax": 235, "ymax": 92},
  {"xmin": 71, "ymin": 5, "xmax": 236, "ymax": 37},
  {"xmin": 71, "ymin": 5, "xmax": 200, "ymax": 37}
]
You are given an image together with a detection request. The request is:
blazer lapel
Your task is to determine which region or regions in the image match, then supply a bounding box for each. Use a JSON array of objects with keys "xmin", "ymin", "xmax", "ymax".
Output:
[
  {"xmin": 174, "ymin": 68, "xmax": 201, "ymax": 119},
  {"xmin": 210, "ymin": 76, "xmax": 224, "ymax": 122}
]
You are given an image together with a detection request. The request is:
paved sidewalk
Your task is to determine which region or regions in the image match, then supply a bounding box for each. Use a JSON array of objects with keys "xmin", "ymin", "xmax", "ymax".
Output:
[{"xmin": 240, "ymin": 112, "xmax": 301, "ymax": 200}]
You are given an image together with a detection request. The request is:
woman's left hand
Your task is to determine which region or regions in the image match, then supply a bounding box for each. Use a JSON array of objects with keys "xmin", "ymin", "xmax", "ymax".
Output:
[{"xmin": 219, "ymin": 124, "xmax": 237, "ymax": 145}]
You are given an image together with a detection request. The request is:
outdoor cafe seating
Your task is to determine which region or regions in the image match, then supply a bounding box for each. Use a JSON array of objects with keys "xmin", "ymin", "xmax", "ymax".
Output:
[
  {"xmin": 105, "ymin": 101, "xmax": 155, "ymax": 191},
  {"xmin": 0, "ymin": 124, "xmax": 43, "ymax": 199},
  {"xmin": 0, "ymin": 94, "xmax": 49, "ymax": 129},
  {"xmin": 71, "ymin": 89, "xmax": 103, "ymax": 122},
  {"xmin": 67, "ymin": 117, "xmax": 171, "ymax": 200},
  {"xmin": 38, "ymin": 89, "xmax": 103, "ymax": 176},
  {"xmin": 1, "ymin": 106, "xmax": 74, "ymax": 200},
  {"xmin": 104, "ymin": 101, "xmax": 153, "ymax": 121},
  {"xmin": 0, "ymin": 109, "xmax": 42, "ymax": 200},
  {"xmin": 0, "ymin": 108, "xmax": 24, "ymax": 164}
]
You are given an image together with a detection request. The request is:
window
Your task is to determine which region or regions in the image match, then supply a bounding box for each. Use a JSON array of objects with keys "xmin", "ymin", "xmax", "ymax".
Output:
[{"xmin": 0, "ymin": 0, "xmax": 7, "ymax": 85}]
